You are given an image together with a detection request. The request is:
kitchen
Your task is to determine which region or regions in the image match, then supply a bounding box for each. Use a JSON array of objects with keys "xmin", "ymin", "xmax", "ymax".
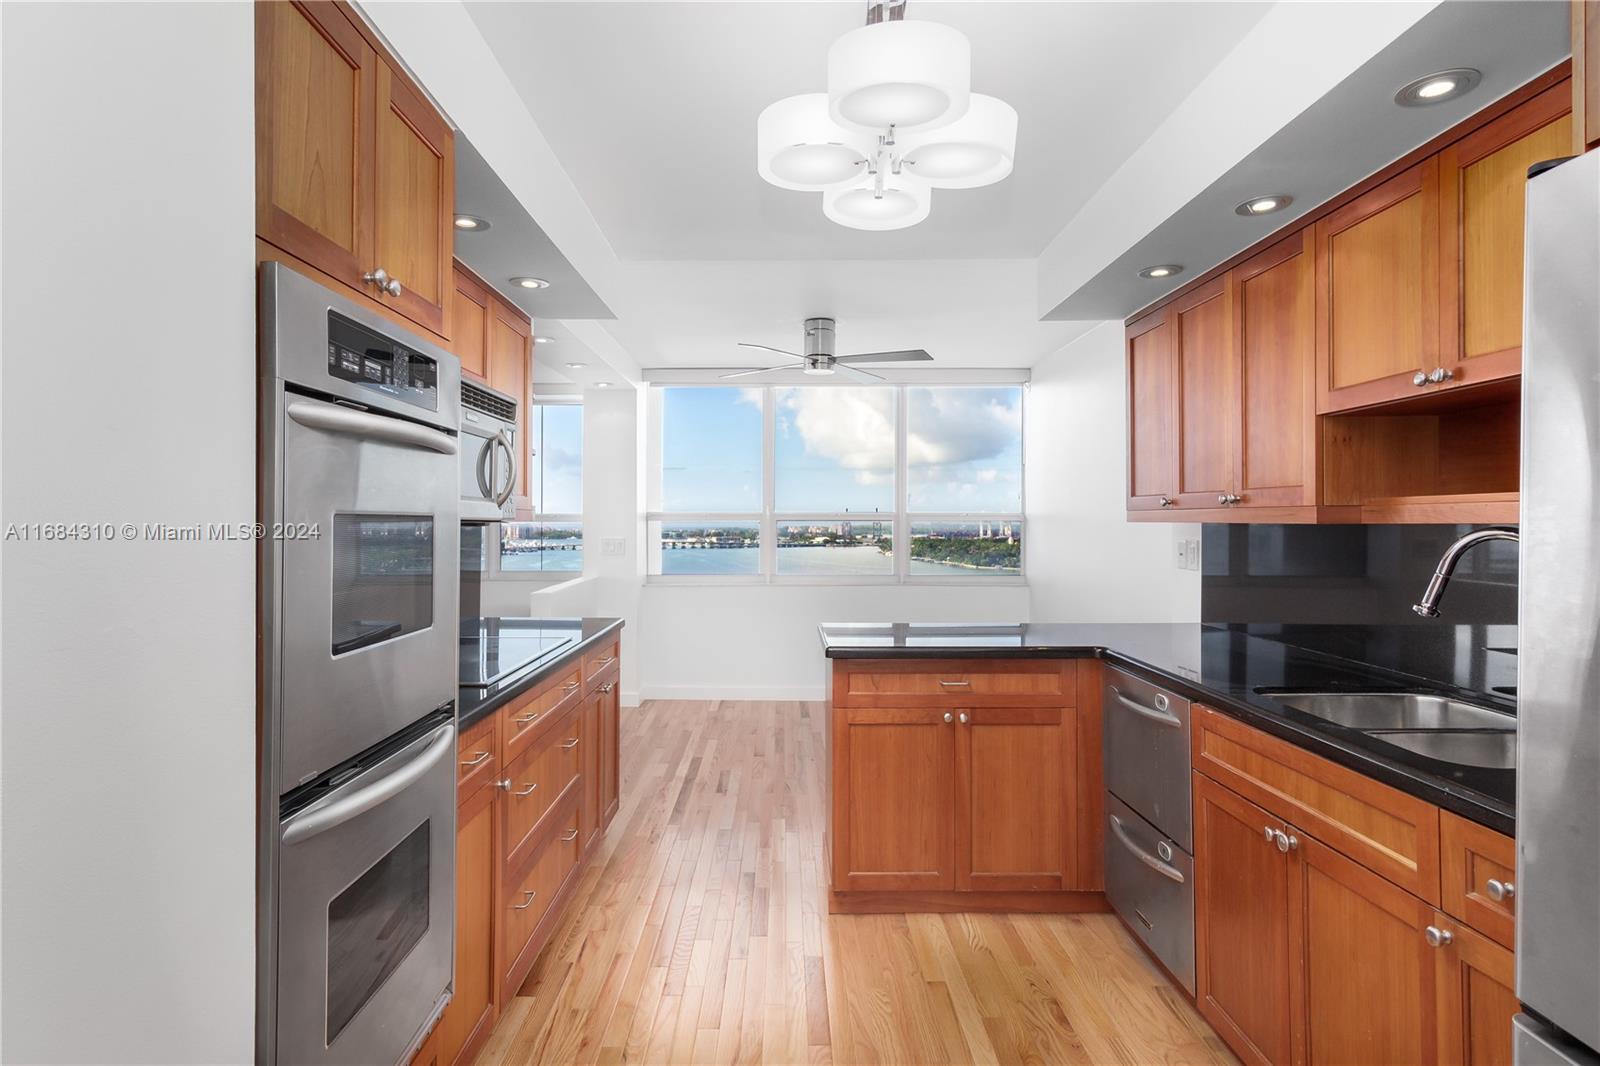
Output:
[{"xmin": 2, "ymin": 2, "xmax": 1598, "ymax": 1066}]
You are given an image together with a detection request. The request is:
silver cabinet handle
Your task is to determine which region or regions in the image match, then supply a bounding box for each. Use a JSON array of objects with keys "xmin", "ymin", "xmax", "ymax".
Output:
[
  {"xmin": 1425, "ymin": 926, "xmax": 1454, "ymax": 948},
  {"xmin": 515, "ymin": 710, "xmax": 542, "ymax": 725},
  {"xmin": 362, "ymin": 268, "xmax": 402, "ymax": 297},
  {"xmin": 1109, "ymin": 814, "xmax": 1186, "ymax": 883},
  {"xmin": 460, "ymin": 751, "xmax": 491, "ymax": 768},
  {"xmin": 1108, "ymin": 686, "xmax": 1182, "ymax": 728},
  {"xmin": 512, "ymin": 890, "xmax": 538, "ymax": 910},
  {"xmin": 282, "ymin": 722, "xmax": 455, "ymax": 845},
  {"xmin": 1428, "ymin": 366, "xmax": 1454, "ymax": 384},
  {"xmin": 287, "ymin": 399, "xmax": 457, "ymax": 455},
  {"xmin": 1413, "ymin": 370, "xmax": 1430, "ymax": 387},
  {"xmin": 600, "ymin": 682, "xmax": 615, "ymax": 694},
  {"xmin": 1217, "ymin": 494, "xmax": 1242, "ymax": 506},
  {"xmin": 513, "ymin": 782, "xmax": 538, "ymax": 797},
  {"xmin": 1159, "ymin": 496, "xmax": 1174, "ymax": 508},
  {"xmin": 496, "ymin": 777, "xmax": 512, "ymax": 791},
  {"xmin": 596, "ymin": 656, "xmax": 617, "ymax": 667},
  {"xmin": 563, "ymin": 737, "xmax": 580, "ymax": 749},
  {"xmin": 565, "ymin": 681, "xmax": 580, "ymax": 692},
  {"xmin": 1272, "ymin": 830, "xmax": 1299, "ymax": 853},
  {"xmin": 561, "ymin": 829, "xmax": 579, "ymax": 842},
  {"xmin": 958, "ymin": 712, "xmax": 970, "ymax": 724},
  {"xmin": 938, "ymin": 679, "xmax": 971, "ymax": 688},
  {"xmin": 943, "ymin": 712, "xmax": 954, "ymax": 723},
  {"xmin": 1486, "ymin": 878, "xmax": 1515, "ymax": 902},
  {"xmin": 1264, "ymin": 825, "xmax": 1277, "ymax": 844}
]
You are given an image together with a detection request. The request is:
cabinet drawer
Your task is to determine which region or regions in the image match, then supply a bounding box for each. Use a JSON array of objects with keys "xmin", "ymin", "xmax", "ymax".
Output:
[
  {"xmin": 502, "ymin": 702, "xmax": 582, "ymax": 869},
  {"xmin": 1440, "ymin": 810, "xmax": 1516, "ymax": 949},
  {"xmin": 501, "ymin": 832, "xmax": 560, "ymax": 966},
  {"xmin": 581, "ymin": 640, "xmax": 619, "ymax": 691},
  {"xmin": 835, "ymin": 659, "xmax": 1077, "ymax": 706},
  {"xmin": 456, "ymin": 715, "xmax": 498, "ymax": 802},
  {"xmin": 1192, "ymin": 705, "xmax": 1441, "ymax": 903},
  {"xmin": 502, "ymin": 666, "xmax": 582, "ymax": 761}
]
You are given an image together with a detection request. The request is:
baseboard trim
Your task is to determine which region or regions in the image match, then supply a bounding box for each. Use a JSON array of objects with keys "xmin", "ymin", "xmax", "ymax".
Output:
[
  {"xmin": 637, "ymin": 684, "xmax": 827, "ymax": 703},
  {"xmin": 828, "ymin": 889, "xmax": 1111, "ymax": 915}
]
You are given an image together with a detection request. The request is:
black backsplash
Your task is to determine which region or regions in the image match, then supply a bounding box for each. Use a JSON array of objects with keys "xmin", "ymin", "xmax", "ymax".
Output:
[{"xmin": 1202, "ymin": 524, "xmax": 1519, "ymax": 626}]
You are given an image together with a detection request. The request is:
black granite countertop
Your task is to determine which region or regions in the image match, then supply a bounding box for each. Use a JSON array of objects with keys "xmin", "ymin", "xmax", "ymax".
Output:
[
  {"xmin": 458, "ymin": 616, "xmax": 623, "ymax": 731},
  {"xmin": 819, "ymin": 621, "xmax": 1517, "ymax": 835}
]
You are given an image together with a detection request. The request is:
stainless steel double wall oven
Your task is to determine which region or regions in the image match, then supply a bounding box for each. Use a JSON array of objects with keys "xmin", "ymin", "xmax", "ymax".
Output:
[{"xmin": 258, "ymin": 263, "xmax": 461, "ymax": 1066}]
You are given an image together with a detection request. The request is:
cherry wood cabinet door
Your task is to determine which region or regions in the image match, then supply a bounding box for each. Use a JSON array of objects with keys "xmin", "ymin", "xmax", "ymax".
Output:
[
  {"xmin": 1235, "ymin": 230, "xmax": 1316, "ymax": 510},
  {"xmin": 435, "ymin": 783, "xmax": 497, "ymax": 1066},
  {"xmin": 255, "ymin": 0, "xmax": 375, "ymax": 293},
  {"xmin": 1126, "ymin": 309, "xmax": 1178, "ymax": 512},
  {"xmin": 1294, "ymin": 831, "xmax": 1441, "ymax": 1066},
  {"xmin": 372, "ymin": 59, "xmax": 453, "ymax": 337},
  {"xmin": 1315, "ymin": 159, "xmax": 1442, "ymax": 413},
  {"xmin": 450, "ymin": 262, "xmax": 491, "ymax": 382},
  {"xmin": 831, "ymin": 707, "xmax": 957, "ymax": 892},
  {"xmin": 1439, "ymin": 83, "xmax": 1572, "ymax": 389},
  {"xmin": 1575, "ymin": 1, "xmax": 1600, "ymax": 152},
  {"xmin": 487, "ymin": 305, "xmax": 533, "ymax": 514},
  {"xmin": 599, "ymin": 679, "xmax": 620, "ymax": 828},
  {"xmin": 955, "ymin": 706, "xmax": 1075, "ymax": 892},
  {"xmin": 579, "ymin": 692, "xmax": 602, "ymax": 852},
  {"xmin": 1434, "ymin": 916, "xmax": 1517, "ymax": 1066},
  {"xmin": 1193, "ymin": 774, "xmax": 1295, "ymax": 1066},
  {"xmin": 1172, "ymin": 276, "xmax": 1239, "ymax": 509}
]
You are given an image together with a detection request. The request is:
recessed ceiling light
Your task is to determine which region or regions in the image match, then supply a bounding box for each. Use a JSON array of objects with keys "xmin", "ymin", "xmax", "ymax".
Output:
[
  {"xmin": 594, "ymin": 381, "xmax": 612, "ymax": 389},
  {"xmin": 453, "ymin": 214, "xmax": 490, "ymax": 231},
  {"xmin": 1394, "ymin": 68, "xmax": 1481, "ymax": 107},
  {"xmin": 1138, "ymin": 264, "xmax": 1184, "ymax": 280},
  {"xmin": 1235, "ymin": 194, "xmax": 1293, "ymax": 217},
  {"xmin": 511, "ymin": 277, "xmax": 550, "ymax": 290},
  {"xmin": 565, "ymin": 361, "xmax": 588, "ymax": 369}
]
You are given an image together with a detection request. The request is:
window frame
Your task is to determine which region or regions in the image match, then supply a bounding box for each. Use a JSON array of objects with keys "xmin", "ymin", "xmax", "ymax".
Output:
[
  {"xmin": 646, "ymin": 383, "xmax": 1025, "ymax": 586},
  {"xmin": 491, "ymin": 397, "xmax": 584, "ymax": 582}
]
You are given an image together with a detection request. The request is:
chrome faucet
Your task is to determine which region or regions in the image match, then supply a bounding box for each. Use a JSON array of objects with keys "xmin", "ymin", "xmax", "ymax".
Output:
[{"xmin": 1412, "ymin": 527, "xmax": 1520, "ymax": 617}]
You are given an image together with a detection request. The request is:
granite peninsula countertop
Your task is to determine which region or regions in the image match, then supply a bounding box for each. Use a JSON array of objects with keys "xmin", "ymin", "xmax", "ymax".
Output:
[
  {"xmin": 458, "ymin": 616, "xmax": 623, "ymax": 731},
  {"xmin": 818, "ymin": 621, "xmax": 1517, "ymax": 834}
]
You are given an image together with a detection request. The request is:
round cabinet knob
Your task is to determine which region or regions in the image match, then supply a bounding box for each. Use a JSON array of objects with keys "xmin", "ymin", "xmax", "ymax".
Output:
[
  {"xmin": 1159, "ymin": 496, "xmax": 1174, "ymax": 508},
  {"xmin": 943, "ymin": 712, "xmax": 954, "ymax": 723},
  {"xmin": 958, "ymin": 712, "xmax": 970, "ymax": 724},
  {"xmin": 1425, "ymin": 926, "xmax": 1454, "ymax": 948},
  {"xmin": 1486, "ymin": 878, "xmax": 1515, "ymax": 902},
  {"xmin": 1414, "ymin": 371, "xmax": 1430, "ymax": 387},
  {"xmin": 496, "ymin": 777, "xmax": 512, "ymax": 791},
  {"xmin": 1427, "ymin": 366, "xmax": 1454, "ymax": 384},
  {"xmin": 1264, "ymin": 825, "xmax": 1277, "ymax": 844},
  {"xmin": 362, "ymin": 268, "xmax": 402, "ymax": 297},
  {"xmin": 1218, "ymin": 494, "xmax": 1231, "ymax": 506}
]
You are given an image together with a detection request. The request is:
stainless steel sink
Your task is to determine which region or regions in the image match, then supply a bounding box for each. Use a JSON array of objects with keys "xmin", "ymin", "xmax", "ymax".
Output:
[
  {"xmin": 1259, "ymin": 691, "xmax": 1515, "ymax": 732},
  {"xmin": 1368, "ymin": 730, "xmax": 1517, "ymax": 770}
]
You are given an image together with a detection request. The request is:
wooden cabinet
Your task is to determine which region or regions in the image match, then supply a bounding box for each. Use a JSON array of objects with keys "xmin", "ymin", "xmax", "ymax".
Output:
[
  {"xmin": 579, "ymin": 691, "xmax": 602, "ymax": 852},
  {"xmin": 1314, "ymin": 159, "xmax": 1441, "ymax": 413},
  {"xmin": 1439, "ymin": 83, "xmax": 1573, "ymax": 388},
  {"xmin": 450, "ymin": 262, "xmax": 492, "ymax": 381},
  {"xmin": 437, "ymin": 782, "xmax": 497, "ymax": 1066},
  {"xmin": 1440, "ymin": 811, "xmax": 1517, "ymax": 950},
  {"xmin": 451, "ymin": 260, "xmax": 536, "ymax": 517},
  {"xmin": 1193, "ymin": 711, "xmax": 1518, "ymax": 1066},
  {"xmin": 1173, "ymin": 277, "xmax": 1238, "ymax": 508},
  {"xmin": 598, "ymin": 677, "xmax": 620, "ymax": 828},
  {"xmin": 256, "ymin": 0, "xmax": 454, "ymax": 340},
  {"xmin": 1194, "ymin": 774, "xmax": 1295, "ymax": 1066},
  {"xmin": 1576, "ymin": 0, "xmax": 1600, "ymax": 152},
  {"xmin": 1235, "ymin": 230, "xmax": 1317, "ymax": 510},
  {"xmin": 828, "ymin": 660, "xmax": 1093, "ymax": 908},
  {"xmin": 1125, "ymin": 309, "xmax": 1178, "ymax": 512}
]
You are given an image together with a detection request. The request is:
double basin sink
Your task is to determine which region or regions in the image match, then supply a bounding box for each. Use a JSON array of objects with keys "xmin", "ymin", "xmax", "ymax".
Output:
[{"xmin": 1257, "ymin": 691, "xmax": 1516, "ymax": 770}]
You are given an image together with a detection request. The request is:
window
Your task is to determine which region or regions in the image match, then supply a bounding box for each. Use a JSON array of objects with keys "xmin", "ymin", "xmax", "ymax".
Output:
[
  {"xmin": 647, "ymin": 384, "xmax": 1023, "ymax": 582},
  {"xmin": 498, "ymin": 401, "xmax": 583, "ymax": 575}
]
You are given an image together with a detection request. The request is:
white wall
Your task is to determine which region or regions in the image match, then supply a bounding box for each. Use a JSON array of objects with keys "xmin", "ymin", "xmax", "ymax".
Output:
[
  {"xmin": 1025, "ymin": 322, "xmax": 1201, "ymax": 622},
  {"xmin": 1, "ymin": 4, "xmax": 257, "ymax": 1063}
]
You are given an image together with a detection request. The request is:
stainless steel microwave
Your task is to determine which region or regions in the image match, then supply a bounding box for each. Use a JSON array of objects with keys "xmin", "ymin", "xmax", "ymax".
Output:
[{"xmin": 460, "ymin": 379, "xmax": 519, "ymax": 522}]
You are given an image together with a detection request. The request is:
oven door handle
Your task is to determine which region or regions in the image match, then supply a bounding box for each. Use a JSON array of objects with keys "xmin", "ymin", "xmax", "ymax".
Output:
[
  {"xmin": 281, "ymin": 721, "xmax": 456, "ymax": 846},
  {"xmin": 288, "ymin": 400, "xmax": 457, "ymax": 455},
  {"xmin": 1109, "ymin": 813, "xmax": 1186, "ymax": 883},
  {"xmin": 492, "ymin": 431, "xmax": 517, "ymax": 508}
]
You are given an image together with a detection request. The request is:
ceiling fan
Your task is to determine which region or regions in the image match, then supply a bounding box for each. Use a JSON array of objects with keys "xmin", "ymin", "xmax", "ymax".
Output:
[{"xmin": 720, "ymin": 318, "xmax": 932, "ymax": 381}]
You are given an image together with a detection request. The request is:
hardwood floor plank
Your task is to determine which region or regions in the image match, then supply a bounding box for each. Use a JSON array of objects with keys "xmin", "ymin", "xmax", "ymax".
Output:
[{"xmin": 473, "ymin": 699, "xmax": 1234, "ymax": 1066}]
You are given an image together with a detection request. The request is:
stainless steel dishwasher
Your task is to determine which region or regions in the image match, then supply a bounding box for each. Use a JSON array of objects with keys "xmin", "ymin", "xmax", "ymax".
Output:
[{"xmin": 1103, "ymin": 665, "xmax": 1195, "ymax": 992}]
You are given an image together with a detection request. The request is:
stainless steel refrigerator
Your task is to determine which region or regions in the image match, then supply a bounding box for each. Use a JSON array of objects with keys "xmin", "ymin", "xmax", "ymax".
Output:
[{"xmin": 1514, "ymin": 148, "xmax": 1600, "ymax": 1065}]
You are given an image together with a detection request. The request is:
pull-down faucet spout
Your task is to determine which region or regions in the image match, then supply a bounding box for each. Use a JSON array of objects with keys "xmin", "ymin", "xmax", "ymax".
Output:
[{"xmin": 1412, "ymin": 527, "xmax": 1520, "ymax": 617}]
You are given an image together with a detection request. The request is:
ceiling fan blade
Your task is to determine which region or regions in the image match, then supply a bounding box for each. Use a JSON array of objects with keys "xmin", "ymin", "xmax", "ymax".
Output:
[
  {"xmin": 834, "ymin": 349, "xmax": 933, "ymax": 364},
  {"xmin": 737, "ymin": 343, "xmax": 805, "ymax": 361},
  {"xmin": 718, "ymin": 365, "xmax": 800, "ymax": 380},
  {"xmin": 833, "ymin": 362, "xmax": 885, "ymax": 383}
]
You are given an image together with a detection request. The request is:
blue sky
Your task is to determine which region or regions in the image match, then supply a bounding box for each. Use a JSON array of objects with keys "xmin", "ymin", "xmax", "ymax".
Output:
[
  {"xmin": 530, "ymin": 403, "xmax": 583, "ymax": 514},
  {"xmin": 661, "ymin": 385, "xmax": 1022, "ymax": 513}
]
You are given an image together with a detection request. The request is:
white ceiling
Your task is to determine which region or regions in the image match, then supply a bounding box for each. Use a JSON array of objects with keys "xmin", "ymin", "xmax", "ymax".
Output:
[{"xmin": 466, "ymin": 2, "xmax": 1272, "ymax": 262}]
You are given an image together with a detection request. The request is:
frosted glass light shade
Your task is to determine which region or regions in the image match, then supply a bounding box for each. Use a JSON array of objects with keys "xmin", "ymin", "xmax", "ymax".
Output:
[
  {"xmin": 757, "ymin": 94, "xmax": 870, "ymax": 191},
  {"xmin": 827, "ymin": 21, "xmax": 970, "ymax": 134},
  {"xmin": 900, "ymin": 94, "xmax": 1017, "ymax": 189},
  {"xmin": 823, "ymin": 177, "xmax": 931, "ymax": 231}
]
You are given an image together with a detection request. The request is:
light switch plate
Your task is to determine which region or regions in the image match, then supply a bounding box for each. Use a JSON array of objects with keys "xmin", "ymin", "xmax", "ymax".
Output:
[
  {"xmin": 1185, "ymin": 539, "xmax": 1201, "ymax": 570},
  {"xmin": 602, "ymin": 537, "xmax": 626, "ymax": 557}
]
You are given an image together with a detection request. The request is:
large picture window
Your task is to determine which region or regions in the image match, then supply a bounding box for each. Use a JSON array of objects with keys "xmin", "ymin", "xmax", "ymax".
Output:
[
  {"xmin": 498, "ymin": 401, "xmax": 583, "ymax": 575},
  {"xmin": 647, "ymin": 384, "xmax": 1023, "ymax": 582}
]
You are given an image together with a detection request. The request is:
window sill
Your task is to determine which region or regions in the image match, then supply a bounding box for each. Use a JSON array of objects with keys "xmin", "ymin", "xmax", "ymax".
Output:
[{"xmin": 644, "ymin": 575, "xmax": 1027, "ymax": 588}]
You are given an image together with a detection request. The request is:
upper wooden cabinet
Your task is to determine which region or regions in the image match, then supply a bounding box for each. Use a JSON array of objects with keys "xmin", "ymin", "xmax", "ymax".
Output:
[
  {"xmin": 452, "ymin": 260, "xmax": 535, "ymax": 517},
  {"xmin": 1576, "ymin": 0, "xmax": 1599, "ymax": 151},
  {"xmin": 1173, "ymin": 277, "xmax": 1238, "ymax": 509},
  {"xmin": 1235, "ymin": 231, "xmax": 1317, "ymax": 510},
  {"xmin": 1125, "ymin": 310, "xmax": 1178, "ymax": 512},
  {"xmin": 257, "ymin": 0, "xmax": 454, "ymax": 339},
  {"xmin": 450, "ymin": 266, "xmax": 491, "ymax": 381},
  {"xmin": 1439, "ymin": 84, "xmax": 1573, "ymax": 387},
  {"xmin": 1314, "ymin": 159, "xmax": 1441, "ymax": 412}
]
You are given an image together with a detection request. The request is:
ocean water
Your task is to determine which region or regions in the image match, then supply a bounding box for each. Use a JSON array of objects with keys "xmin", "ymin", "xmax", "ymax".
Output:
[{"xmin": 656, "ymin": 545, "xmax": 1020, "ymax": 577}]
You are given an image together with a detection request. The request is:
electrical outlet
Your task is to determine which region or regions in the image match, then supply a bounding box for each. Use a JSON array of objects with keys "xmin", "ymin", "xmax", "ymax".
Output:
[
  {"xmin": 1175, "ymin": 533, "xmax": 1189, "ymax": 569},
  {"xmin": 1185, "ymin": 539, "xmax": 1201, "ymax": 571},
  {"xmin": 602, "ymin": 537, "xmax": 626, "ymax": 557}
]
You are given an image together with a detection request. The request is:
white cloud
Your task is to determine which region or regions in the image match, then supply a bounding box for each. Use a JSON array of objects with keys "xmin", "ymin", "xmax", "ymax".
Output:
[
  {"xmin": 777, "ymin": 388, "xmax": 896, "ymax": 474},
  {"xmin": 906, "ymin": 388, "xmax": 1020, "ymax": 469}
]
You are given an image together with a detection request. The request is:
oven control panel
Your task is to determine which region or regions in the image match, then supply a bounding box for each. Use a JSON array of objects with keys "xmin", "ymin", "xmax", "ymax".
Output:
[{"xmin": 326, "ymin": 311, "xmax": 439, "ymax": 412}]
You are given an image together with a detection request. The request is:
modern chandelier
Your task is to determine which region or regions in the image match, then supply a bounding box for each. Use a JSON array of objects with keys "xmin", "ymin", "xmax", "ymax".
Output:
[{"xmin": 756, "ymin": 0, "xmax": 1017, "ymax": 231}]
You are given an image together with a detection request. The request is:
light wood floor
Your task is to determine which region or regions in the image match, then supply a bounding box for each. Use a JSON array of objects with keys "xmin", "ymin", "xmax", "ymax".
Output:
[{"xmin": 474, "ymin": 700, "xmax": 1235, "ymax": 1066}]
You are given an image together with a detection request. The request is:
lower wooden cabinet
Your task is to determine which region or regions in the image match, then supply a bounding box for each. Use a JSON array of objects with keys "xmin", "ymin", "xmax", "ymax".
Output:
[
  {"xmin": 958, "ymin": 706, "xmax": 1076, "ymax": 891},
  {"xmin": 1435, "ymin": 918, "xmax": 1517, "ymax": 1066},
  {"xmin": 832, "ymin": 706, "xmax": 958, "ymax": 892},
  {"xmin": 437, "ymin": 782, "xmax": 496, "ymax": 1066}
]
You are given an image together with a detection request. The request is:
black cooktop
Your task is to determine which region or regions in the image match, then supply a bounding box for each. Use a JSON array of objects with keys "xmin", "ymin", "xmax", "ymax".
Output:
[{"xmin": 459, "ymin": 617, "xmax": 577, "ymax": 689}]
